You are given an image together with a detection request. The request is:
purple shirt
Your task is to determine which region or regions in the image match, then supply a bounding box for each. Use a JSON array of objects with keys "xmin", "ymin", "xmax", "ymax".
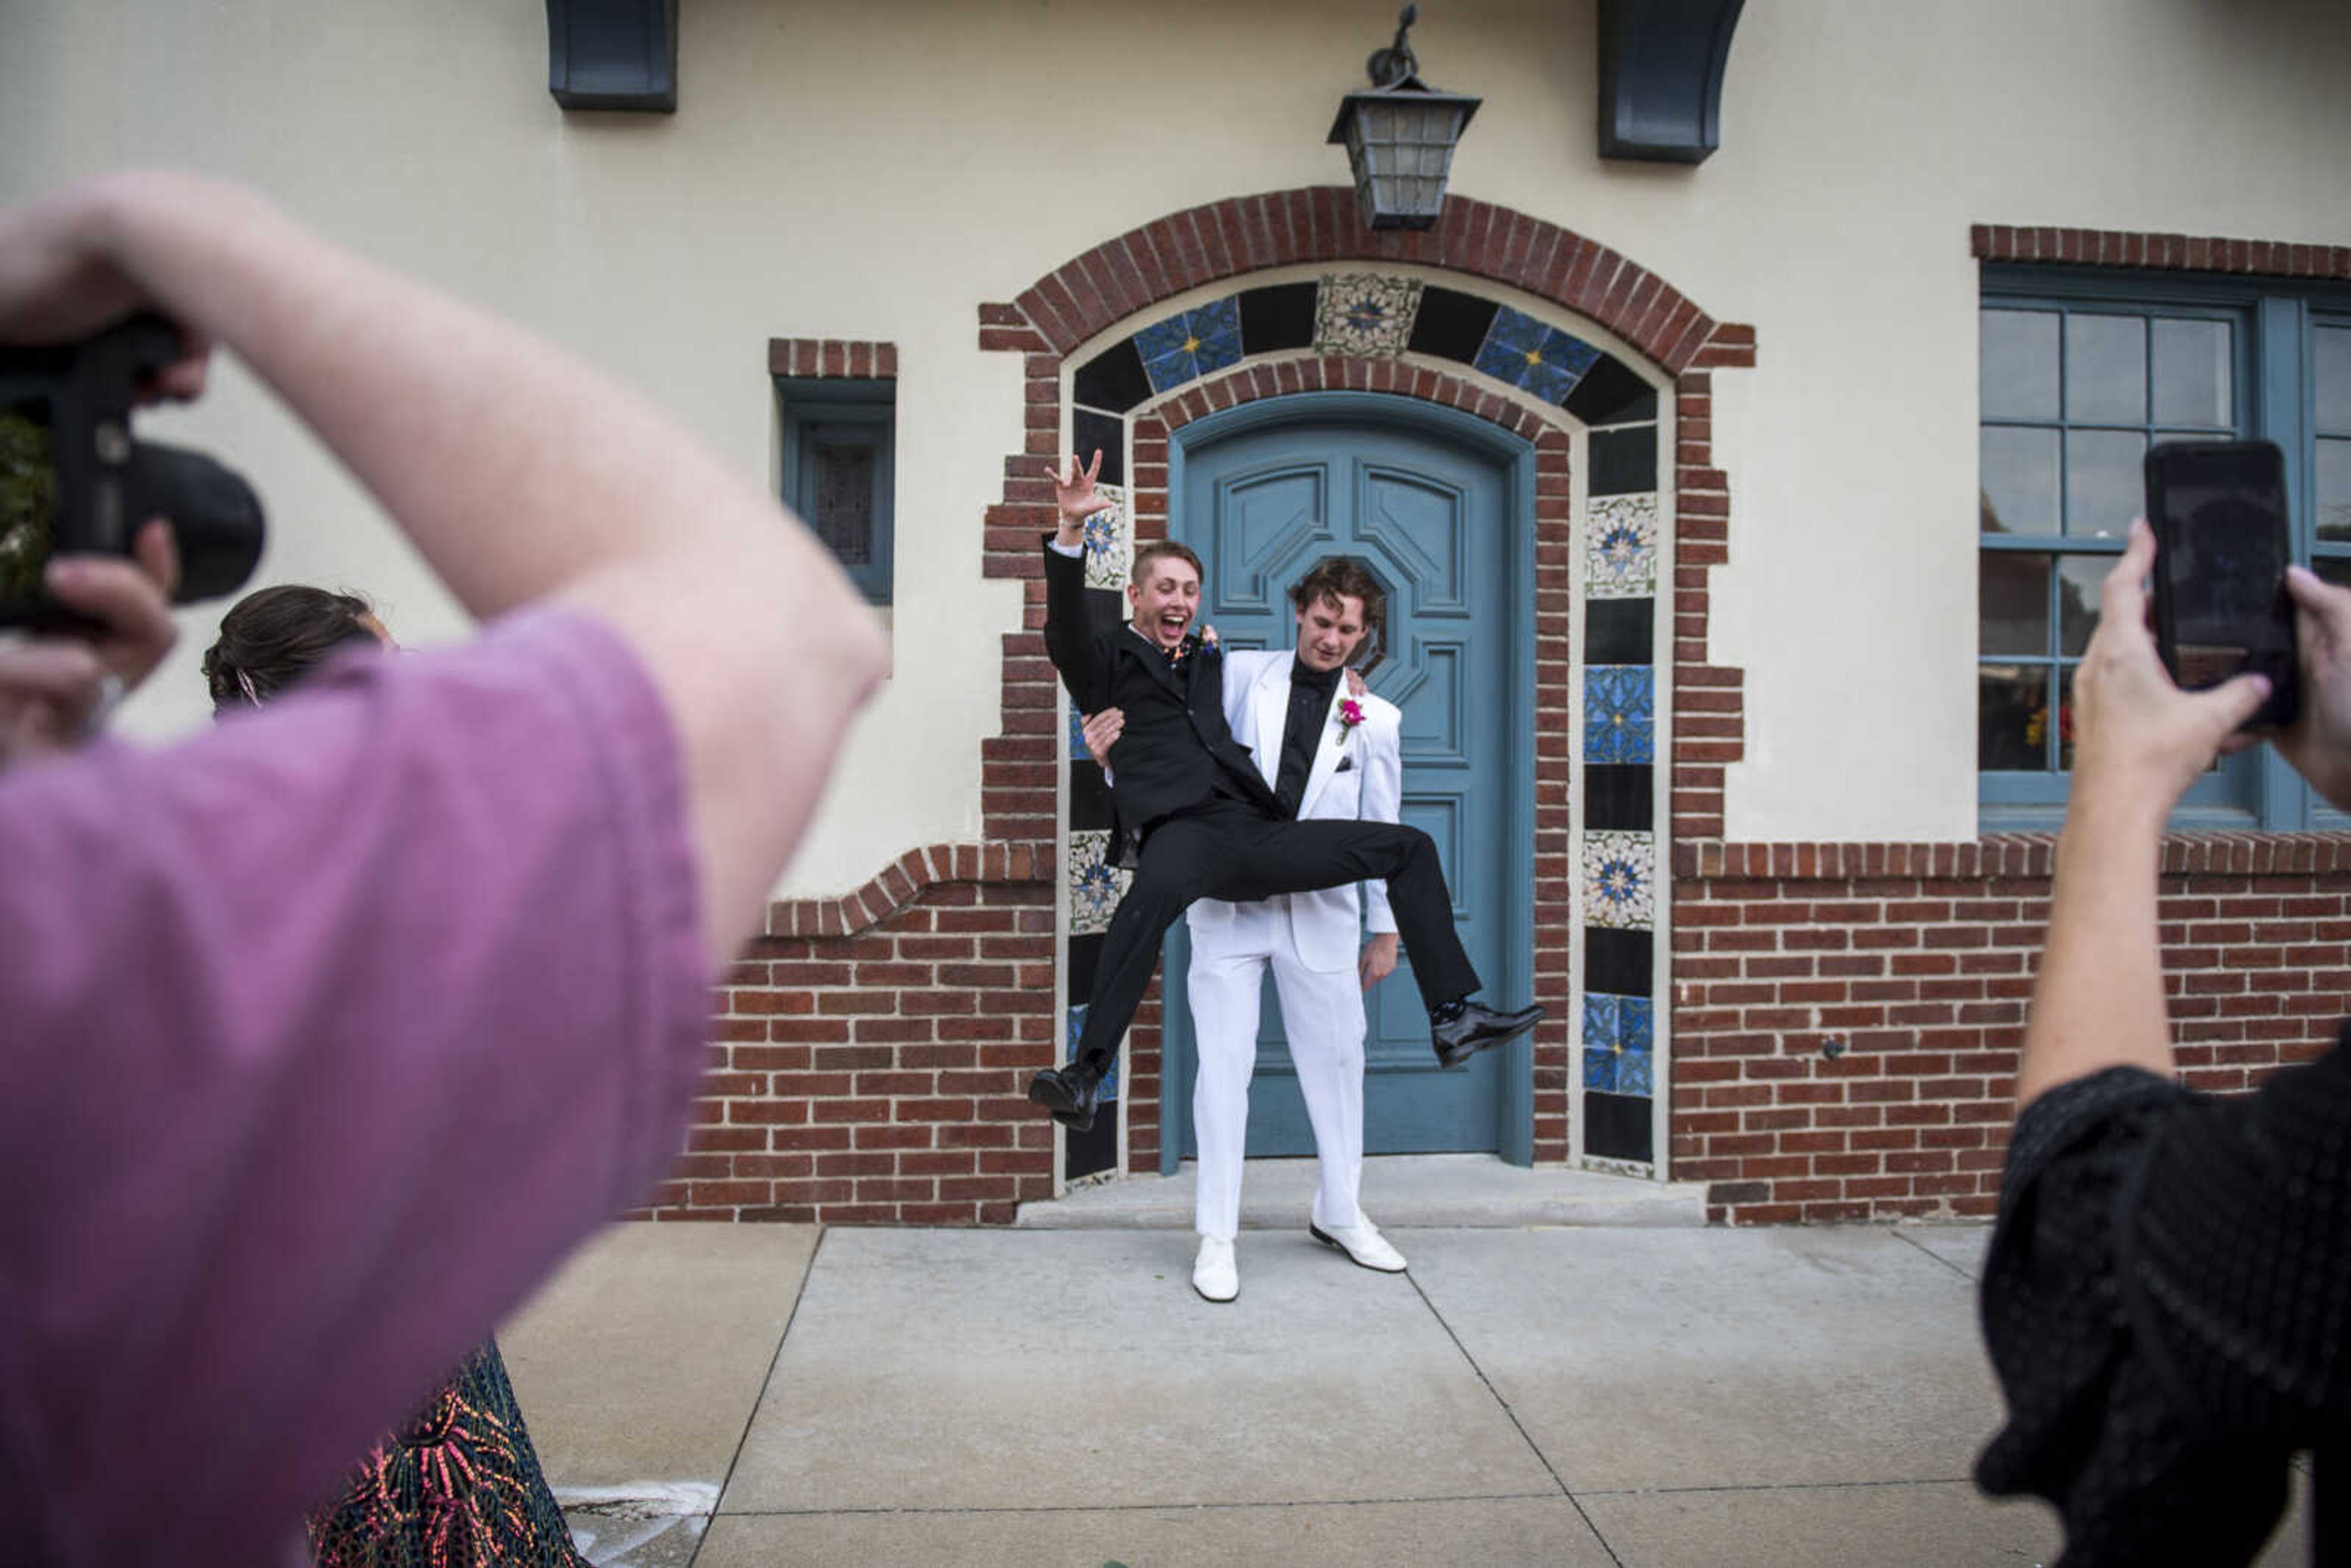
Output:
[{"xmin": 0, "ymin": 606, "xmax": 708, "ymax": 1566}]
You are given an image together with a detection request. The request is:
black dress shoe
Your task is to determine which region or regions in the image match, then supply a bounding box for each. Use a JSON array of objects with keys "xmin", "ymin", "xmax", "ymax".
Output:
[
  {"xmin": 1431, "ymin": 1001, "xmax": 1546, "ymax": 1067},
  {"xmin": 1027, "ymin": 1062, "xmax": 1102, "ymax": 1131}
]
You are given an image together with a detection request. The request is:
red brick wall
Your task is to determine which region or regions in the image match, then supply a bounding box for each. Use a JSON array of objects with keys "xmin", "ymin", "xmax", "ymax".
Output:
[
  {"xmin": 1676, "ymin": 837, "xmax": 2351, "ymax": 1225},
  {"xmin": 629, "ymin": 844, "xmax": 1058, "ymax": 1225}
]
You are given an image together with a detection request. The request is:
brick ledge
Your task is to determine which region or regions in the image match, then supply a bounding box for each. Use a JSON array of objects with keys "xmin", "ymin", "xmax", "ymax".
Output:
[
  {"xmin": 764, "ymin": 839, "xmax": 1053, "ymax": 940},
  {"xmin": 1676, "ymin": 833, "xmax": 2351, "ymax": 882}
]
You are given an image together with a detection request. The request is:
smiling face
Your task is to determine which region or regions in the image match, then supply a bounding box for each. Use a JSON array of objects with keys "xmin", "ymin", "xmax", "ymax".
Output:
[
  {"xmin": 1128, "ymin": 552, "xmax": 1201, "ymax": 650},
  {"xmin": 1293, "ymin": 592, "xmax": 1368, "ymax": 673}
]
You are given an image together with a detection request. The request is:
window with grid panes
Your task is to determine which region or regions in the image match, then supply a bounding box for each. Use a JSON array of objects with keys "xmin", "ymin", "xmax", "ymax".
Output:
[{"xmin": 1979, "ymin": 269, "xmax": 2351, "ymax": 828}]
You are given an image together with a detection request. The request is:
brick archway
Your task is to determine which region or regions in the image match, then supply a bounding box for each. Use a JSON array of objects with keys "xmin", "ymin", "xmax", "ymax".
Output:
[
  {"xmin": 645, "ymin": 187, "xmax": 1753, "ymax": 1226},
  {"xmin": 977, "ymin": 186, "xmax": 1755, "ymax": 1182}
]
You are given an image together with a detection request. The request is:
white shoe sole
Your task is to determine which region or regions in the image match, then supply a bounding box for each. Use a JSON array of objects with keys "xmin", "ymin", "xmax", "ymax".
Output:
[{"xmin": 1309, "ymin": 1223, "xmax": 1408, "ymax": 1274}]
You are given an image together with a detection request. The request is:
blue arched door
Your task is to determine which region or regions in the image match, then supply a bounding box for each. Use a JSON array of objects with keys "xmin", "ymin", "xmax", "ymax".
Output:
[{"xmin": 1164, "ymin": 397, "xmax": 1530, "ymax": 1160}]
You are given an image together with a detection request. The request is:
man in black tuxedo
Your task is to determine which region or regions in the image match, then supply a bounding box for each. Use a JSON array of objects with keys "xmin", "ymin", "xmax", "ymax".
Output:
[{"xmin": 1030, "ymin": 451, "xmax": 1543, "ymax": 1133}]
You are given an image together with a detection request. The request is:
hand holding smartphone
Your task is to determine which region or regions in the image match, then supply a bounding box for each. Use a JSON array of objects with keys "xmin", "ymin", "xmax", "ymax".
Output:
[{"xmin": 2145, "ymin": 438, "xmax": 2300, "ymax": 730}]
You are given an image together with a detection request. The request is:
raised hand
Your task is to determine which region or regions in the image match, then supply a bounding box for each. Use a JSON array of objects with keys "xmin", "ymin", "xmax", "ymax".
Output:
[{"xmin": 1044, "ymin": 449, "xmax": 1106, "ymax": 544}]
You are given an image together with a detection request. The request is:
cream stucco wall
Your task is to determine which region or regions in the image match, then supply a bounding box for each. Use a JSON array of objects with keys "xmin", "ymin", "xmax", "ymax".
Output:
[{"xmin": 7, "ymin": 0, "xmax": 2350, "ymax": 888}]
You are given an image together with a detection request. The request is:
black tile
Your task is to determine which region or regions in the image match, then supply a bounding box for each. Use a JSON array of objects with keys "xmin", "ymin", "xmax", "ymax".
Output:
[
  {"xmin": 1074, "ymin": 339, "xmax": 1152, "ymax": 414},
  {"xmin": 1588, "ymin": 426, "xmax": 1657, "ymax": 497},
  {"xmin": 1565, "ymin": 356, "xmax": 1658, "ymax": 427},
  {"xmin": 1584, "ymin": 763, "xmax": 1653, "ymax": 832},
  {"xmin": 1585, "ymin": 1089, "xmax": 1654, "ymax": 1163},
  {"xmin": 1067, "ymin": 932, "xmax": 1101, "ymax": 1005},
  {"xmin": 1065, "ymin": 1105, "xmax": 1117, "ymax": 1176},
  {"xmin": 1240, "ymin": 282, "xmax": 1318, "ymax": 355},
  {"xmin": 1407, "ymin": 287, "xmax": 1500, "ymax": 364},
  {"xmin": 1584, "ymin": 927, "xmax": 1652, "ymax": 999},
  {"xmin": 1583, "ymin": 599, "xmax": 1654, "ymax": 665},
  {"xmin": 1073, "ymin": 408, "xmax": 1125, "ymax": 487},
  {"xmin": 1071, "ymin": 762, "xmax": 1114, "ymax": 831}
]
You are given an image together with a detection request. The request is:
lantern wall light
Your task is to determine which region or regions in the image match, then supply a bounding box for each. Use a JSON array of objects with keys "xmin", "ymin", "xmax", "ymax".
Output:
[{"xmin": 1327, "ymin": 5, "xmax": 1482, "ymax": 231}]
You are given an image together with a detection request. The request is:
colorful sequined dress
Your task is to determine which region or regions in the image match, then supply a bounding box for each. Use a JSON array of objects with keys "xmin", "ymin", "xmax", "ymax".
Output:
[{"xmin": 307, "ymin": 1337, "xmax": 586, "ymax": 1568}]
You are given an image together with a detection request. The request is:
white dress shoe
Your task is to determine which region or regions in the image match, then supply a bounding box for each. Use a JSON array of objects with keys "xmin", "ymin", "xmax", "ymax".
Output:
[
  {"xmin": 1310, "ymin": 1217, "xmax": 1408, "ymax": 1273},
  {"xmin": 1192, "ymin": 1236, "xmax": 1239, "ymax": 1302}
]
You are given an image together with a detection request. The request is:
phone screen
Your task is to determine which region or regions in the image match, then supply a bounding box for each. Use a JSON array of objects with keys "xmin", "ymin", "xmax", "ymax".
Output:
[
  {"xmin": 2147, "ymin": 439, "xmax": 2298, "ymax": 725},
  {"xmin": 0, "ymin": 397, "xmax": 58, "ymax": 620}
]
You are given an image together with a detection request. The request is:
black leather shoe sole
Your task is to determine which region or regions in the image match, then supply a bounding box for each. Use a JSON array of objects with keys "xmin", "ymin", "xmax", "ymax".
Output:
[
  {"xmin": 1433, "ymin": 1006, "xmax": 1547, "ymax": 1068},
  {"xmin": 1026, "ymin": 1070, "xmax": 1096, "ymax": 1133}
]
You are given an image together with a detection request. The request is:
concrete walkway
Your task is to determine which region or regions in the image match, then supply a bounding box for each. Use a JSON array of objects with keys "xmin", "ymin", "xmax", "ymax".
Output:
[{"xmin": 498, "ymin": 1192, "xmax": 2315, "ymax": 1566}]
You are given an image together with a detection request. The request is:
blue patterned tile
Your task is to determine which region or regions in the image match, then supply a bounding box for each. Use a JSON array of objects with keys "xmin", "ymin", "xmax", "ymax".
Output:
[
  {"xmin": 1619, "ymin": 994, "xmax": 1654, "ymax": 1056},
  {"xmin": 1614, "ymin": 1041, "xmax": 1653, "ymax": 1097},
  {"xmin": 1472, "ymin": 306, "xmax": 1601, "ymax": 403},
  {"xmin": 1063, "ymin": 1005, "xmax": 1119, "ymax": 1098},
  {"xmin": 1583, "ymin": 1045, "xmax": 1619, "ymax": 1092},
  {"xmin": 1136, "ymin": 296, "xmax": 1243, "ymax": 392},
  {"xmin": 1584, "ymin": 665, "xmax": 1655, "ymax": 764},
  {"xmin": 1068, "ymin": 700, "xmax": 1090, "ymax": 759},
  {"xmin": 1582, "ymin": 992, "xmax": 1619, "ymax": 1051}
]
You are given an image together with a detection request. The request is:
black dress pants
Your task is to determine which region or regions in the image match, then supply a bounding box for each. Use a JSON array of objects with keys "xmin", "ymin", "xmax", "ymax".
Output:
[{"xmin": 1073, "ymin": 798, "xmax": 1480, "ymax": 1071}]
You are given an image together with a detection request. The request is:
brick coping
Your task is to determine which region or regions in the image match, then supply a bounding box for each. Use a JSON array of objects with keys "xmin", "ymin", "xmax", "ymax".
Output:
[
  {"xmin": 763, "ymin": 839, "xmax": 1051, "ymax": 940},
  {"xmin": 1678, "ymin": 833, "xmax": 2351, "ymax": 882}
]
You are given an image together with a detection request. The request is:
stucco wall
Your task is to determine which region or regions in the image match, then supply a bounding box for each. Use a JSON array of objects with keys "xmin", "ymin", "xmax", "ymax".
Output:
[{"xmin": 7, "ymin": 0, "xmax": 2350, "ymax": 890}]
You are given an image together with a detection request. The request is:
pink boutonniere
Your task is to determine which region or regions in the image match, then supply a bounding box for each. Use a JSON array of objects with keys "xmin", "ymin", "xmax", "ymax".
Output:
[{"xmin": 1335, "ymin": 696, "xmax": 1366, "ymax": 746}]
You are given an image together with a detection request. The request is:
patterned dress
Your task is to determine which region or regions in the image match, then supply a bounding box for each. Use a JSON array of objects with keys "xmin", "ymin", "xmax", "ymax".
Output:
[{"xmin": 307, "ymin": 1337, "xmax": 586, "ymax": 1568}]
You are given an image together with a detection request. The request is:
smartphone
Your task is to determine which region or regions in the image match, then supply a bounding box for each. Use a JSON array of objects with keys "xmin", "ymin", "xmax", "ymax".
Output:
[{"xmin": 2145, "ymin": 438, "xmax": 2299, "ymax": 730}]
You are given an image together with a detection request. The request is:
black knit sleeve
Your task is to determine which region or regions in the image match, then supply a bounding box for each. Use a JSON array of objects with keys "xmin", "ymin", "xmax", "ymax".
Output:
[{"xmin": 1976, "ymin": 1035, "xmax": 2351, "ymax": 1566}]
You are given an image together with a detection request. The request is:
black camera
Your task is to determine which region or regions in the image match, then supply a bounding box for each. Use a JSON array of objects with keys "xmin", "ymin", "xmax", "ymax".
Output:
[{"xmin": 0, "ymin": 313, "xmax": 263, "ymax": 630}]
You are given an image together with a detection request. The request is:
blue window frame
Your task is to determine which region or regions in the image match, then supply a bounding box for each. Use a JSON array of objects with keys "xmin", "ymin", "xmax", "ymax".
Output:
[
  {"xmin": 1979, "ymin": 267, "xmax": 2351, "ymax": 829},
  {"xmin": 777, "ymin": 376, "xmax": 894, "ymax": 604}
]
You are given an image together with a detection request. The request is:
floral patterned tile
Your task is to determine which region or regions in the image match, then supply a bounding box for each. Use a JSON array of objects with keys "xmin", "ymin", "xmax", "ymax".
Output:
[
  {"xmin": 1584, "ymin": 665, "xmax": 1655, "ymax": 765},
  {"xmin": 1581, "ymin": 830, "xmax": 1655, "ymax": 930},
  {"xmin": 1586, "ymin": 493, "xmax": 1658, "ymax": 600},
  {"xmin": 1063, "ymin": 1005, "xmax": 1119, "ymax": 1098},
  {"xmin": 1313, "ymin": 273, "xmax": 1423, "ymax": 358},
  {"xmin": 1472, "ymin": 306, "xmax": 1602, "ymax": 404},
  {"xmin": 1081, "ymin": 482, "xmax": 1131, "ymax": 590},
  {"xmin": 1067, "ymin": 828, "xmax": 1130, "ymax": 937},
  {"xmin": 1582, "ymin": 992, "xmax": 1620, "ymax": 1052},
  {"xmin": 1134, "ymin": 296, "xmax": 1243, "ymax": 394},
  {"xmin": 1580, "ymin": 992, "xmax": 1653, "ymax": 1092}
]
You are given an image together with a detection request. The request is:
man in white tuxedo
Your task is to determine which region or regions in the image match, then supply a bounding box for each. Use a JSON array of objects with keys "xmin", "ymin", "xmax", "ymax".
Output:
[{"xmin": 1086, "ymin": 556, "xmax": 1409, "ymax": 1303}]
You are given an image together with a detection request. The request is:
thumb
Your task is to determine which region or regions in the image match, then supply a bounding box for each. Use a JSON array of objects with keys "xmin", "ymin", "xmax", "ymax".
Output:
[{"xmin": 2199, "ymin": 670, "xmax": 2275, "ymax": 737}]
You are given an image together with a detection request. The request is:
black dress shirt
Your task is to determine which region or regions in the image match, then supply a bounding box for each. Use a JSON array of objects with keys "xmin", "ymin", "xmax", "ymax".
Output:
[{"xmin": 1273, "ymin": 660, "xmax": 1343, "ymax": 818}]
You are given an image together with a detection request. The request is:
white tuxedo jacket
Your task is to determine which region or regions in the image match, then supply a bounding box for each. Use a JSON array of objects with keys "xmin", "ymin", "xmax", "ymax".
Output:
[{"xmin": 1185, "ymin": 648, "xmax": 1402, "ymax": 973}]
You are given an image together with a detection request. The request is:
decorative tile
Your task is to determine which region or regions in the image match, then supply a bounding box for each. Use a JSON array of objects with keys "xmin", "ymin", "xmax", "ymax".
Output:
[
  {"xmin": 1134, "ymin": 296, "xmax": 1243, "ymax": 393},
  {"xmin": 1584, "ymin": 928, "xmax": 1652, "ymax": 998},
  {"xmin": 1586, "ymin": 493, "xmax": 1657, "ymax": 600},
  {"xmin": 1583, "ymin": 992, "xmax": 1614, "ymax": 1048},
  {"xmin": 1614, "ymin": 1039, "xmax": 1654, "ymax": 1097},
  {"xmin": 1584, "ymin": 596, "xmax": 1654, "ymax": 663},
  {"xmin": 1067, "ymin": 828, "xmax": 1130, "ymax": 937},
  {"xmin": 1619, "ymin": 994, "xmax": 1654, "ymax": 1056},
  {"xmin": 1581, "ymin": 830, "xmax": 1655, "ymax": 930},
  {"xmin": 1313, "ymin": 272, "xmax": 1423, "ymax": 357},
  {"xmin": 1063, "ymin": 1005, "xmax": 1119, "ymax": 1098},
  {"xmin": 1584, "ymin": 665, "xmax": 1655, "ymax": 764},
  {"xmin": 1081, "ymin": 482, "xmax": 1131, "ymax": 590},
  {"xmin": 1586, "ymin": 1089, "xmax": 1654, "ymax": 1163},
  {"xmin": 1073, "ymin": 339, "xmax": 1152, "ymax": 415},
  {"xmin": 1583, "ymin": 1045, "xmax": 1621, "ymax": 1093},
  {"xmin": 1073, "ymin": 407, "xmax": 1126, "ymax": 486},
  {"xmin": 1471, "ymin": 306, "xmax": 1601, "ymax": 403}
]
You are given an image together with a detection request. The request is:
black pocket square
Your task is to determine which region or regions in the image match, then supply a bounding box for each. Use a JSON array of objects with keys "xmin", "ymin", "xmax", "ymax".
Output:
[{"xmin": 1335, "ymin": 756, "xmax": 1355, "ymax": 774}]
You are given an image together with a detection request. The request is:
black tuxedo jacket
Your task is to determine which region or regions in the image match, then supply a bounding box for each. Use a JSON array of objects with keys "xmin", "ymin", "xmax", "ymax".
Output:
[{"xmin": 1041, "ymin": 537, "xmax": 1278, "ymax": 833}]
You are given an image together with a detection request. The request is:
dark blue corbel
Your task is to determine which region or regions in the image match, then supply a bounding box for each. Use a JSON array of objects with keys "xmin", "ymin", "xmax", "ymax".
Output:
[
  {"xmin": 546, "ymin": 0, "xmax": 678, "ymax": 113},
  {"xmin": 1596, "ymin": 0, "xmax": 1744, "ymax": 163}
]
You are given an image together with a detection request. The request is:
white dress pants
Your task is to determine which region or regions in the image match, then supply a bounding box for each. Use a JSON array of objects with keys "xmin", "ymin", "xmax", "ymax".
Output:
[{"xmin": 1189, "ymin": 910, "xmax": 1368, "ymax": 1242}]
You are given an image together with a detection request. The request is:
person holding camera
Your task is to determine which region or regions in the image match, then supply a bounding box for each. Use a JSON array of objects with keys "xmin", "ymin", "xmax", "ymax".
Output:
[
  {"xmin": 1975, "ymin": 517, "xmax": 2350, "ymax": 1564},
  {"xmin": 0, "ymin": 171, "xmax": 887, "ymax": 1567}
]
